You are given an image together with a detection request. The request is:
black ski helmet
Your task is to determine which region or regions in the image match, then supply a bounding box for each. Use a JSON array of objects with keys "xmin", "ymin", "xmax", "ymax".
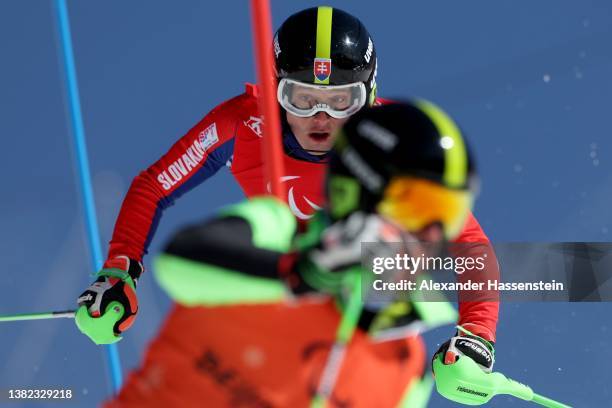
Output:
[
  {"xmin": 274, "ymin": 6, "xmax": 378, "ymax": 106},
  {"xmin": 326, "ymin": 101, "xmax": 478, "ymax": 239}
]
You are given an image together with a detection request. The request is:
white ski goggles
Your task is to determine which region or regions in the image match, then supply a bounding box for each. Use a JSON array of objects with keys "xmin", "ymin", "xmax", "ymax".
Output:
[{"xmin": 277, "ymin": 78, "xmax": 367, "ymax": 119}]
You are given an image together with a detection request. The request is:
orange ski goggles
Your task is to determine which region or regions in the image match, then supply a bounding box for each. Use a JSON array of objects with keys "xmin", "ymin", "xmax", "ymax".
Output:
[{"xmin": 377, "ymin": 177, "xmax": 474, "ymax": 239}]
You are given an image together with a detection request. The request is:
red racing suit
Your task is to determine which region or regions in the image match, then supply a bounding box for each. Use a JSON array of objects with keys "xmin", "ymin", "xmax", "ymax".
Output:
[{"xmin": 104, "ymin": 84, "xmax": 499, "ymax": 407}]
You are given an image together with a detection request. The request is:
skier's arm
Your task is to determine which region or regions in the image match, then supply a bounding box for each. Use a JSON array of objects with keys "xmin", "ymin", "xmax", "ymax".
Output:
[
  {"xmin": 154, "ymin": 197, "xmax": 297, "ymax": 306},
  {"xmin": 154, "ymin": 206, "xmax": 407, "ymax": 308},
  {"xmin": 106, "ymin": 94, "xmax": 248, "ymax": 263},
  {"xmin": 453, "ymin": 212, "xmax": 499, "ymax": 342},
  {"xmin": 74, "ymin": 94, "xmax": 248, "ymax": 345}
]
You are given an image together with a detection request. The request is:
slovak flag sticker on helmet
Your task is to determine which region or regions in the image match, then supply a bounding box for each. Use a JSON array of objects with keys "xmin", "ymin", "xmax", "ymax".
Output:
[{"xmin": 314, "ymin": 58, "xmax": 332, "ymax": 82}]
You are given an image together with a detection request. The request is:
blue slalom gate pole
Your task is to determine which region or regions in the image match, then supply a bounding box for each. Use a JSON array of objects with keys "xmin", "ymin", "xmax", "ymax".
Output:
[{"xmin": 53, "ymin": 0, "xmax": 123, "ymax": 393}]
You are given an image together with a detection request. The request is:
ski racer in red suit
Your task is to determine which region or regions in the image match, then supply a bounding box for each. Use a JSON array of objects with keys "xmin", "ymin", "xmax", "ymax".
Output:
[{"xmin": 75, "ymin": 6, "xmax": 499, "ymax": 406}]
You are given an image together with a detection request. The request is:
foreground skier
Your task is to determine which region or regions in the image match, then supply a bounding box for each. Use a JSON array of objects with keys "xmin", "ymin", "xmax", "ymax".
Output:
[
  {"xmin": 75, "ymin": 5, "xmax": 497, "ymax": 349},
  {"xmin": 79, "ymin": 101, "xmax": 498, "ymax": 407}
]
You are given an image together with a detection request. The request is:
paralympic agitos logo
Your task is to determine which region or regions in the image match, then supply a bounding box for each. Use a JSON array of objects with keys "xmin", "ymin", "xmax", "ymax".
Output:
[{"xmin": 267, "ymin": 175, "xmax": 322, "ymax": 220}]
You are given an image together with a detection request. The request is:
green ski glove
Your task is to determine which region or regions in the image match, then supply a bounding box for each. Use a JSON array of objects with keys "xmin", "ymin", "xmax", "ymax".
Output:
[
  {"xmin": 291, "ymin": 212, "xmax": 405, "ymax": 295},
  {"xmin": 433, "ymin": 328, "xmax": 495, "ymax": 374},
  {"xmin": 432, "ymin": 327, "xmax": 497, "ymax": 404},
  {"xmin": 75, "ymin": 256, "xmax": 142, "ymax": 345}
]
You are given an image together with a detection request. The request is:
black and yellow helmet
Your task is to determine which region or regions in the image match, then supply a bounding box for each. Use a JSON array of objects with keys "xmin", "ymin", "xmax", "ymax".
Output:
[
  {"xmin": 326, "ymin": 101, "xmax": 478, "ymax": 240},
  {"xmin": 274, "ymin": 6, "xmax": 378, "ymax": 107}
]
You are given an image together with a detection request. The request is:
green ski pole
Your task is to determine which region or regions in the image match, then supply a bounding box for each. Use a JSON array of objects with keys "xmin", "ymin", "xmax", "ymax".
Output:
[
  {"xmin": 0, "ymin": 310, "xmax": 76, "ymax": 322},
  {"xmin": 433, "ymin": 353, "xmax": 571, "ymax": 407},
  {"xmin": 311, "ymin": 269, "xmax": 363, "ymax": 408}
]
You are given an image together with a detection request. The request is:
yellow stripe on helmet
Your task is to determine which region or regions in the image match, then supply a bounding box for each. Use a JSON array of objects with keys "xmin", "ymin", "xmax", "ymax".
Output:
[
  {"xmin": 416, "ymin": 100, "xmax": 468, "ymax": 189},
  {"xmin": 315, "ymin": 6, "xmax": 333, "ymax": 84}
]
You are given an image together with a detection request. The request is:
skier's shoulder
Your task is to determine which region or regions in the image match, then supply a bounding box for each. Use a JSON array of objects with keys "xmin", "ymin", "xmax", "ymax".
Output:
[
  {"xmin": 207, "ymin": 83, "xmax": 260, "ymax": 121},
  {"xmin": 220, "ymin": 196, "xmax": 296, "ymax": 252},
  {"xmin": 193, "ymin": 83, "xmax": 263, "ymax": 145},
  {"xmin": 184, "ymin": 83, "xmax": 260, "ymax": 148}
]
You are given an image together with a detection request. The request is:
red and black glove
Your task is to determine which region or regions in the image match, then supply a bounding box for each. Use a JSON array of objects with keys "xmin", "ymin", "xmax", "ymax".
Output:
[
  {"xmin": 433, "ymin": 329, "xmax": 495, "ymax": 374},
  {"xmin": 76, "ymin": 256, "xmax": 143, "ymax": 343}
]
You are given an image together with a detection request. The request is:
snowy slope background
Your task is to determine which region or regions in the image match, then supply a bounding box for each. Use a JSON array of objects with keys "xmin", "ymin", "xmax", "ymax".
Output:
[{"xmin": 1, "ymin": 1, "xmax": 611, "ymax": 406}]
